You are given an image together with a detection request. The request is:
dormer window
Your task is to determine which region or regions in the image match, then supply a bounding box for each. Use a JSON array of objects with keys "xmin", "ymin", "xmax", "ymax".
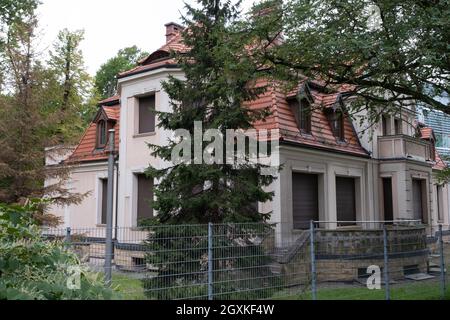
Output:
[
  {"xmin": 328, "ymin": 111, "xmax": 345, "ymax": 141},
  {"xmin": 325, "ymin": 95, "xmax": 346, "ymax": 142},
  {"xmin": 287, "ymin": 83, "xmax": 313, "ymax": 134},
  {"xmin": 96, "ymin": 120, "xmax": 107, "ymax": 148}
]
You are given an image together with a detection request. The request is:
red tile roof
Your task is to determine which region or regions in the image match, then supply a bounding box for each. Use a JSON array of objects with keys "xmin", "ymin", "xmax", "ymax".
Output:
[
  {"xmin": 118, "ymin": 32, "xmax": 188, "ymax": 78},
  {"xmin": 98, "ymin": 95, "xmax": 120, "ymax": 105},
  {"xmin": 420, "ymin": 127, "xmax": 434, "ymax": 140},
  {"xmin": 434, "ymin": 150, "xmax": 447, "ymax": 170},
  {"xmin": 419, "ymin": 126, "xmax": 447, "ymax": 170},
  {"xmin": 67, "ymin": 98, "xmax": 120, "ymax": 163},
  {"xmin": 248, "ymin": 80, "xmax": 368, "ymax": 156},
  {"xmin": 117, "ymin": 27, "xmax": 367, "ymax": 157}
]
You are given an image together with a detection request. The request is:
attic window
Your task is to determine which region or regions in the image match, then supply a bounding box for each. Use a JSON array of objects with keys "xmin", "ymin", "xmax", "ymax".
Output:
[
  {"xmin": 328, "ymin": 110, "xmax": 345, "ymax": 141},
  {"xmin": 96, "ymin": 120, "xmax": 107, "ymax": 148},
  {"xmin": 287, "ymin": 83, "xmax": 313, "ymax": 134}
]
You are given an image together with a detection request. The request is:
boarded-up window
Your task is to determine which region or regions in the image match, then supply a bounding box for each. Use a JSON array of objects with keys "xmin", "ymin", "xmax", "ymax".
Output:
[
  {"xmin": 138, "ymin": 96, "xmax": 155, "ymax": 134},
  {"xmin": 336, "ymin": 177, "xmax": 356, "ymax": 225},
  {"xmin": 292, "ymin": 172, "xmax": 319, "ymax": 229},
  {"xmin": 100, "ymin": 179, "xmax": 108, "ymax": 224},
  {"xmin": 137, "ymin": 174, "xmax": 153, "ymax": 223}
]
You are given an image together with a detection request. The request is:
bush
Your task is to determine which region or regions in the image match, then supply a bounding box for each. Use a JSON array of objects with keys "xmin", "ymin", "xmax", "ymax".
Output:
[{"xmin": 0, "ymin": 201, "xmax": 114, "ymax": 300}]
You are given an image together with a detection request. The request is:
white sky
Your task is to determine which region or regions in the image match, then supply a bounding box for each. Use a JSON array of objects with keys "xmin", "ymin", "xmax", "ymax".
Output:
[{"xmin": 37, "ymin": 0, "xmax": 254, "ymax": 75}]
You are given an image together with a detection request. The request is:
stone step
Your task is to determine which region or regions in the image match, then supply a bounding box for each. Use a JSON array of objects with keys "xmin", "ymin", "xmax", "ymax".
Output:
[
  {"xmin": 429, "ymin": 267, "xmax": 446, "ymax": 274},
  {"xmin": 404, "ymin": 273, "xmax": 435, "ymax": 281},
  {"xmin": 268, "ymin": 263, "xmax": 282, "ymax": 274}
]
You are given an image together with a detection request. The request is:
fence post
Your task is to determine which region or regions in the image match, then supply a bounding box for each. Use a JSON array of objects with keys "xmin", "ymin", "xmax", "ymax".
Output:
[
  {"xmin": 208, "ymin": 222, "xmax": 214, "ymax": 300},
  {"xmin": 104, "ymin": 129, "xmax": 115, "ymax": 286},
  {"xmin": 65, "ymin": 227, "xmax": 71, "ymax": 245},
  {"xmin": 310, "ymin": 220, "xmax": 317, "ymax": 300},
  {"xmin": 383, "ymin": 224, "xmax": 390, "ymax": 300},
  {"xmin": 439, "ymin": 224, "xmax": 446, "ymax": 300}
]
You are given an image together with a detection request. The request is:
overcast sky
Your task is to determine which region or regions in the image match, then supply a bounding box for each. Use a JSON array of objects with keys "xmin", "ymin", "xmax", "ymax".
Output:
[{"xmin": 37, "ymin": 0, "xmax": 254, "ymax": 75}]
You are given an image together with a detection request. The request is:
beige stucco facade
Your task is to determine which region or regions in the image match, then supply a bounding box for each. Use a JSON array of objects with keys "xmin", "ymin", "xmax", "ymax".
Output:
[{"xmin": 46, "ymin": 161, "xmax": 118, "ymax": 230}]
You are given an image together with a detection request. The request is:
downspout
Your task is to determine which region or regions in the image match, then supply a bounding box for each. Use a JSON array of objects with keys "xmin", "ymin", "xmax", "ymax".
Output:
[{"xmin": 114, "ymin": 157, "xmax": 119, "ymax": 241}]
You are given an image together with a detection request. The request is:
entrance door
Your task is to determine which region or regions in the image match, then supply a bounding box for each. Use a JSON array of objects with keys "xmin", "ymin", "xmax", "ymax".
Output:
[
  {"xmin": 382, "ymin": 178, "xmax": 394, "ymax": 222},
  {"xmin": 292, "ymin": 172, "xmax": 319, "ymax": 229},
  {"xmin": 336, "ymin": 177, "xmax": 356, "ymax": 225},
  {"xmin": 412, "ymin": 179, "xmax": 424, "ymax": 223}
]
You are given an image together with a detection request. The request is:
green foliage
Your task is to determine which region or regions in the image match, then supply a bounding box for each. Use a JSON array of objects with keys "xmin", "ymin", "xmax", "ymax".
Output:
[
  {"xmin": 45, "ymin": 28, "xmax": 96, "ymax": 143},
  {"xmin": 0, "ymin": 201, "xmax": 114, "ymax": 300},
  {"xmin": 147, "ymin": 0, "xmax": 277, "ymax": 224},
  {"xmin": 246, "ymin": 0, "xmax": 449, "ymax": 114},
  {"xmin": 142, "ymin": 222, "xmax": 280, "ymax": 300},
  {"xmin": 0, "ymin": 11, "xmax": 89, "ymax": 204},
  {"xmin": 95, "ymin": 46, "xmax": 148, "ymax": 99}
]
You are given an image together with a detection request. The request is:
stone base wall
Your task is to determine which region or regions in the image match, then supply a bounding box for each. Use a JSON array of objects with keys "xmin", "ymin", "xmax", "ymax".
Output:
[
  {"xmin": 276, "ymin": 227, "xmax": 430, "ymax": 284},
  {"xmin": 71, "ymin": 242, "xmax": 146, "ymax": 271}
]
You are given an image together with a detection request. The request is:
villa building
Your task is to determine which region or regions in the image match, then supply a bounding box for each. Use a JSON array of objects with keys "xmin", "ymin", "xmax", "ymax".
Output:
[{"xmin": 45, "ymin": 22, "xmax": 449, "ymax": 241}]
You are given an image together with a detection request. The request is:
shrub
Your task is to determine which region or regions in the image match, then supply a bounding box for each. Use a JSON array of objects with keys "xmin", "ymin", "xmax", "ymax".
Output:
[{"xmin": 0, "ymin": 201, "xmax": 114, "ymax": 300}]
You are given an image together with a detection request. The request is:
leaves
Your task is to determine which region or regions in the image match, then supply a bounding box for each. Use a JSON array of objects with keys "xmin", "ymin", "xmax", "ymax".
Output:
[
  {"xmin": 94, "ymin": 46, "xmax": 148, "ymax": 99},
  {"xmin": 0, "ymin": 202, "xmax": 114, "ymax": 300},
  {"xmin": 245, "ymin": 0, "xmax": 449, "ymax": 115}
]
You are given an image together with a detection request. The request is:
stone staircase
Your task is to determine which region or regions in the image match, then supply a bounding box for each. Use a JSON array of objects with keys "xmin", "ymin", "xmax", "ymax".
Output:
[{"xmin": 268, "ymin": 231, "xmax": 311, "ymax": 277}]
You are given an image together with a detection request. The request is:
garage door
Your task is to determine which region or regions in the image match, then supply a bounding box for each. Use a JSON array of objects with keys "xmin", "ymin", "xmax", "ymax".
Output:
[
  {"xmin": 336, "ymin": 177, "xmax": 356, "ymax": 225},
  {"xmin": 292, "ymin": 172, "xmax": 319, "ymax": 229}
]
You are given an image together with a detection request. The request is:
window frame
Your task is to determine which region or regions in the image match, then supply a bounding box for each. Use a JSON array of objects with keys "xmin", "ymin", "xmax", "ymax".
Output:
[
  {"xmin": 328, "ymin": 110, "xmax": 345, "ymax": 142},
  {"xmin": 135, "ymin": 173, "xmax": 154, "ymax": 226},
  {"xmin": 137, "ymin": 95, "xmax": 156, "ymax": 135},
  {"xmin": 287, "ymin": 97, "xmax": 312, "ymax": 134}
]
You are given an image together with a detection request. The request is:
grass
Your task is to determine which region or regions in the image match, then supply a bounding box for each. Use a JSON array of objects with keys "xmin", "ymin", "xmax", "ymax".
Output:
[
  {"xmin": 100, "ymin": 271, "xmax": 450, "ymax": 300},
  {"xmin": 110, "ymin": 273, "xmax": 146, "ymax": 300},
  {"xmin": 273, "ymin": 280, "xmax": 450, "ymax": 300}
]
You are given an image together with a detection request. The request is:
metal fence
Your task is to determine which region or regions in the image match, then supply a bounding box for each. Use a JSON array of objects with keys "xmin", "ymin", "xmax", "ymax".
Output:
[{"xmin": 41, "ymin": 220, "xmax": 449, "ymax": 300}]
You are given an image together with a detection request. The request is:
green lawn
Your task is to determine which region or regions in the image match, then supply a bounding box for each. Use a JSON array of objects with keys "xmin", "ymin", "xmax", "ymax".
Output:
[
  {"xmin": 273, "ymin": 280, "xmax": 450, "ymax": 300},
  {"xmin": 102, "ymin": 272, "xmax": 449, "ymax": 300},
  {"xmin": 111, "ymin": 273, "xmax": 147, "ymax": 300}
]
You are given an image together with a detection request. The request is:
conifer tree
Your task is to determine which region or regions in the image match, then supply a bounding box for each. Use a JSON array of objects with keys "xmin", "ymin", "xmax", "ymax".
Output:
[{"xmin": 147, "ymin": 0, "xmax": 277, "ymax": 224}]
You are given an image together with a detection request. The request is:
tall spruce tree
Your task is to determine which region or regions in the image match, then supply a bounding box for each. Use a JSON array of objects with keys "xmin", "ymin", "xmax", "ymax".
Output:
[{"xmin": 146, "ymin": 0, "xmax": 277, "ymax": 224}]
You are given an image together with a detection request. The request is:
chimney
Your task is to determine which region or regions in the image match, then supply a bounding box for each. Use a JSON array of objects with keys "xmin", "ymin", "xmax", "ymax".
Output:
[{"xmin": 165, "ymin": 22, "xmax": 183, "ymax": 43}]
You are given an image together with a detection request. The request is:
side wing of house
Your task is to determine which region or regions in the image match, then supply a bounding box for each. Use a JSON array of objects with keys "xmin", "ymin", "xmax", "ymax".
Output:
[{"xmin": 45, "ymin": 98, "xmax": 120, "ymax": 229}]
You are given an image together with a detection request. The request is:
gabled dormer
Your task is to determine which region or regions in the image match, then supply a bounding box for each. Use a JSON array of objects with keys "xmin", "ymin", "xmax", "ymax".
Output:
[
  {"xmin": 93, "ymin": 107, "xmax": 117, "ymax": 150},
  {"xmin": 66, "ymin": 96, "xmax": 120, "ymax": 163},
  {"xmin": 324, "ymin": 95, "xmax": 346, "ymax": 142},
  {"xmin": 286, "ymin": 82, "xmax": 314, "ymax": 134}
]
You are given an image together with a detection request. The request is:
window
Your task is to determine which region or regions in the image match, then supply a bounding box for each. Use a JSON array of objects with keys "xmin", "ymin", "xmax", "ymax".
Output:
[
  {"xmin": 138, "ymin": 95, "xmax": 155, "ymax": 134},
  {"xmin": 137, "ymin": 174, "xmax": 154, "ymax": 224},
  {"xmin": 292, "ymin": 172, "xmax": 319, "ymax": 229},
  {"xmin": 437, "ymin": 185, "xmax": 443, "ymax": 221},
  {"xmin": 288, "ymin": 98, "xmax": 312, "ymax": 133},
  {"xmin": 97, "ymin": 120, "xmax": 107, "ymax": 148},
  {"xmin": 382, "ymin": 115, "xmax": 390, "ymax": 136},
  {"xmin": 328, "ymin": 111, "xmax": 345, "ymax": 141},
  {"xmin": 100, "ymin": 178, "xmax": 108, "ymax": 225},
  {"xmin": 336, "ymin": 177, "xmax": 356, "ymax": 226},
  {"xmin": 394, "ymin": 118, "xmax": 402, "ymax": 135}
]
